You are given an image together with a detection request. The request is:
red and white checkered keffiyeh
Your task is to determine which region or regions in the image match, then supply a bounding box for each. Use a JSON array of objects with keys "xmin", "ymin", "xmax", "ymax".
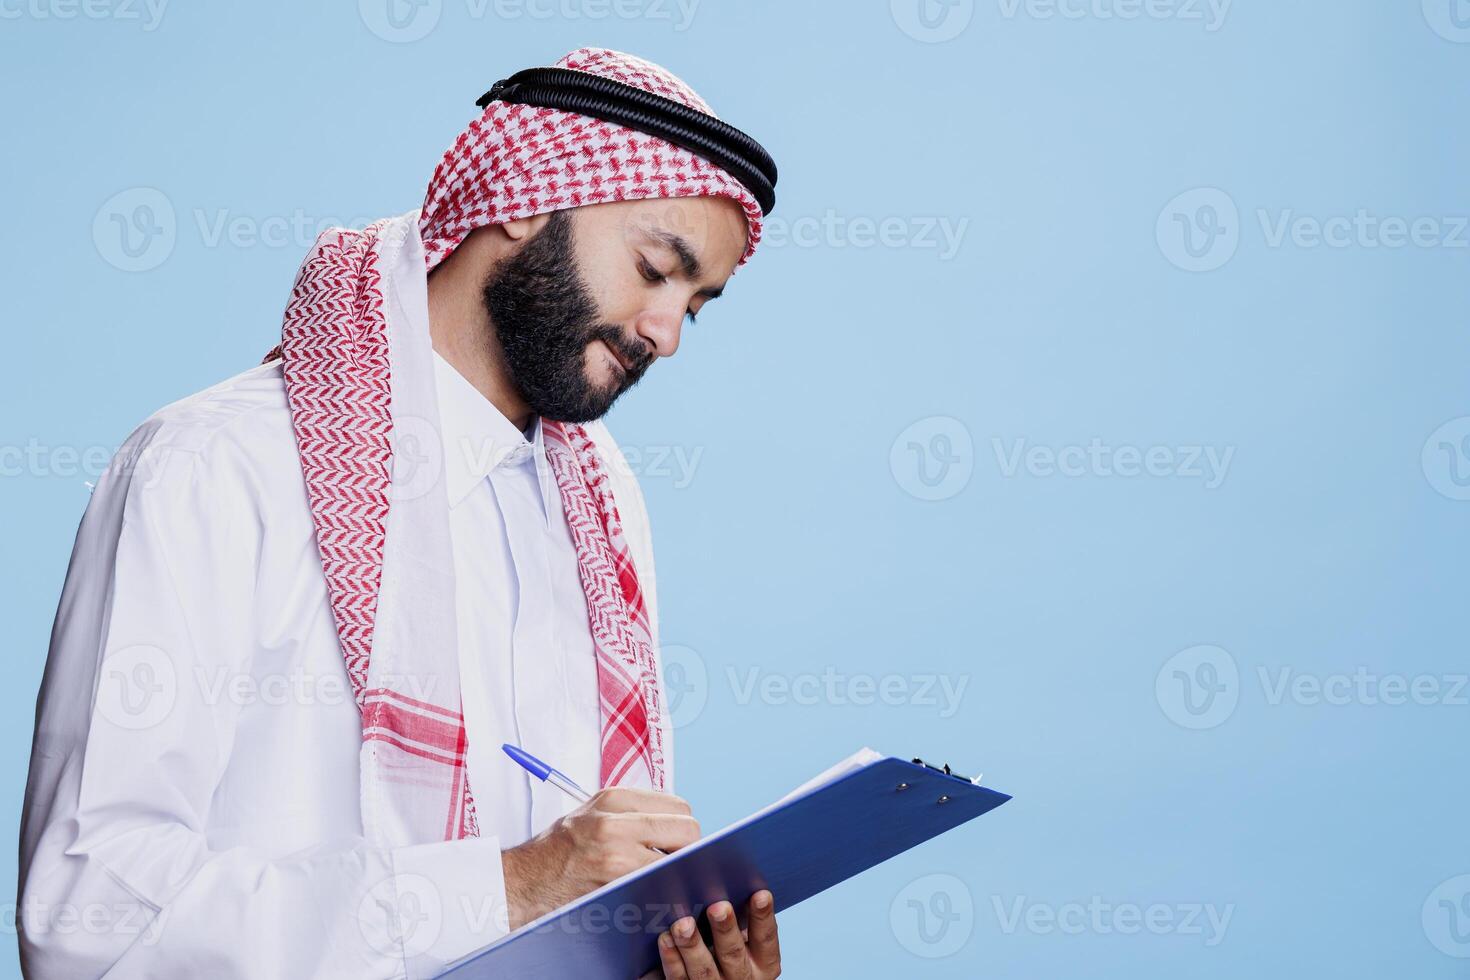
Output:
[{"xmin": 264, "ymin": 47, "xmax": 765, "ymax": 845}]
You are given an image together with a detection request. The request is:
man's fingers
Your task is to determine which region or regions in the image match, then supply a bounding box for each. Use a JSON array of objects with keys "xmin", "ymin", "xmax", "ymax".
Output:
[
  {"xmin": 639, "ymin": 812, "xmax": 702, "ymax": 850},
  {"xmin": 745, "ymin": 891, "xmax": 780, "ymax": 973},
  {"xmin": 657, "ymin": 930, "xmax": 689, "ymax": 980},
  {"xmin": 601, "ymin": 811, "xmax": 701, "ymax": 851},
  {"xmin": 707, "ymin": 901, "xmax": 753, "ymax": 979},
  {"xmin": 669, "ymin": 915, "xmax": 718, "ymax": 978},
  {"xmin": 589, "ymin": 787, "xmax": 693, "ymax": 816}
]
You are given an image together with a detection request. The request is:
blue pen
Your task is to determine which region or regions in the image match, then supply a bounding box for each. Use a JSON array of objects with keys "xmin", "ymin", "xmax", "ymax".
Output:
[
  {"xmin": 502, "ymin": 743, "xmax": 593, "ymax": 802},
  {"xmin": 502, "ymin": 743, "xmax": 670, "ymax": 854}
]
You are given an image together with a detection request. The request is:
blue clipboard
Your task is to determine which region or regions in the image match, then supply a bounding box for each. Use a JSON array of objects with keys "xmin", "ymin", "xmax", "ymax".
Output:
[{"xmin": 438, "ymin": 755, "xmax": 1010, "ymax": 978}]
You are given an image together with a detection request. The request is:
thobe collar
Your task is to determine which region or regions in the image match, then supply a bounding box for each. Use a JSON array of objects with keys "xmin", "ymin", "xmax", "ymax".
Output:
[{"xmin": 432, "ymin": 349, "xmax": 558, "ymax": 525}]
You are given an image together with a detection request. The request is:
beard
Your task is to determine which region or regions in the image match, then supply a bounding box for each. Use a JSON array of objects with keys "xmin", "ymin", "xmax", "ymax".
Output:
[{"xmin": 480, "ymin": 208, "xmax": 654, "ymax": 423}]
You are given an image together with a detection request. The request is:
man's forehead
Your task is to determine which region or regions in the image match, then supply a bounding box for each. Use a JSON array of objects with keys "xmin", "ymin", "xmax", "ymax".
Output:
[{"xmin": 588, "ymin": 197, "xmax": 746, "ymax": 276}]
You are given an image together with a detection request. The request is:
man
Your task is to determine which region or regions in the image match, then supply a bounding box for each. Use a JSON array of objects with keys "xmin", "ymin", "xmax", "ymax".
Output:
[{"xmin": 18, "ymin": 47, "xmax": 782, "ymax": 979}]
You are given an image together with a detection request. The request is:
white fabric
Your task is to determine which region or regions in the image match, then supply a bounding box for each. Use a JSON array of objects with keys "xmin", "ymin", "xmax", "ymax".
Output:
[
  {"xmin": 431, "ymin": 351, "xmax": 600, "ymax": 844},
  {"xmin": 18, "ymin": 348, "xmax": 661, "ymax": 978}
]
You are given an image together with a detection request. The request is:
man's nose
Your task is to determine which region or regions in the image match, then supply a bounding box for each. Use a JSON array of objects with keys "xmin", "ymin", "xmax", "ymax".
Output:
[{"xmin": 633, "ymin": 304, "xmax": 684, "ymax": 359}]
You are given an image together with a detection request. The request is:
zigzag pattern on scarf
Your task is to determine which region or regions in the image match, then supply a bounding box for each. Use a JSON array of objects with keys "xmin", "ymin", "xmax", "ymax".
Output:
[
  {"xmin": 545, "ymin": 422, "xmax": 665, "ymax": 791},
  {"xmin": 278, "ymin": 222, "xmax": 394, "ymax": 706}
]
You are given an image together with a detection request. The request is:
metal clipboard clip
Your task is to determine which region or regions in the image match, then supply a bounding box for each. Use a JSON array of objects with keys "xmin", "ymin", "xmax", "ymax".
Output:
[{"xmin": 895, "ymin": 757, "xmax": 985, "ymax": 804}]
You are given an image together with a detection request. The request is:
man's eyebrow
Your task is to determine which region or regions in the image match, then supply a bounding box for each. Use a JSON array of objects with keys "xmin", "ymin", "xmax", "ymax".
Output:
[{"xmin": 644, "ymin": 229, "xmax": 725, "ymax": 300}]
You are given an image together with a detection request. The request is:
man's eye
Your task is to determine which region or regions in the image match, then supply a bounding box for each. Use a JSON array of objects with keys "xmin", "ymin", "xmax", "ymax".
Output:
[
  {"xmin": 639, "ymin": 259, "xmax": 667, "ymax": 284},
  {"xmin": 684, "ymin": 309, "xmax": 699, "ymax": 325}
]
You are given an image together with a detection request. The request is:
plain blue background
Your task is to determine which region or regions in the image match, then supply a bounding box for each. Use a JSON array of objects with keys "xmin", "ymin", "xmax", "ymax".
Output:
[{"xmin": 3, "ymin": 1, "xmax": 1468, "ymax": 976}]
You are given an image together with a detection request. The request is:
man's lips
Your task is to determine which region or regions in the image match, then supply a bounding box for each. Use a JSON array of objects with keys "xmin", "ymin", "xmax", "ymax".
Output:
[{"xmin": 598, "ymin": 338, "xmax": 634, "ymax": 377}]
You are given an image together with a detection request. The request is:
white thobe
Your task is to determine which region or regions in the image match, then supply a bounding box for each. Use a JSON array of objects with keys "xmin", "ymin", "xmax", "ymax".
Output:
[{"xmin": 17, "ymin": 351, "xmax": 661, "ymax": 979}]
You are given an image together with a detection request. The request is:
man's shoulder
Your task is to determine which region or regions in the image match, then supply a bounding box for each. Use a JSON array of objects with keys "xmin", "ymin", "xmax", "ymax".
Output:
[
  {"xmin": 136, "ymin": 359, "xmax": 291, "ymax": 453},
  {"xmin": 107, "ymin": 359, "xmax": 300, "ymax": 509}
]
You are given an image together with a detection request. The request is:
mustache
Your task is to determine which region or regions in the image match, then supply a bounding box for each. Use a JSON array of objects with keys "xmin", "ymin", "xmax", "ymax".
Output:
[{"xmin": 591, "ymin": 323, "xmax": 655, "ymax": 384}]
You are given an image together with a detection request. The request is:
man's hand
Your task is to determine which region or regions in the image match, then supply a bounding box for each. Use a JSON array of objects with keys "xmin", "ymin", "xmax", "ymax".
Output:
[
  {"xmin": 501, "ymin": 787, "xmax": 701, "ymax": 930},
  {"xmin": 652, "ymin": 891, "xmax": 782, "ymax": 979}
]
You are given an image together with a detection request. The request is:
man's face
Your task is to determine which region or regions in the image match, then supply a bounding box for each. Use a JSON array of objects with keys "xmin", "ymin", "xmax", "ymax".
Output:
[{"xmin": 481, "ymin": 195, "xmax": 749, "ymax": 423}]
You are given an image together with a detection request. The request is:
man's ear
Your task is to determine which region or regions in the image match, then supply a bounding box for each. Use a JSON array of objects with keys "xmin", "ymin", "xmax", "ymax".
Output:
[{"xmin": 499, "ymin": 212, "xmax": 553, "ymax": 243}]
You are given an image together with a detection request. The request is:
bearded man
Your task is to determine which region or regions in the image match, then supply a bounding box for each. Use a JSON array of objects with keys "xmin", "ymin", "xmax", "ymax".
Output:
[{"xmin": 19, "ymin": 47, "xmax": 782, "ymax": 980}]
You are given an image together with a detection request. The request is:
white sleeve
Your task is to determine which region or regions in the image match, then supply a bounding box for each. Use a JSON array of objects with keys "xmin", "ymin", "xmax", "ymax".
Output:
[{"xmin": 18, "ymin": 421, "xmax": 510, "ymax": 980}]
